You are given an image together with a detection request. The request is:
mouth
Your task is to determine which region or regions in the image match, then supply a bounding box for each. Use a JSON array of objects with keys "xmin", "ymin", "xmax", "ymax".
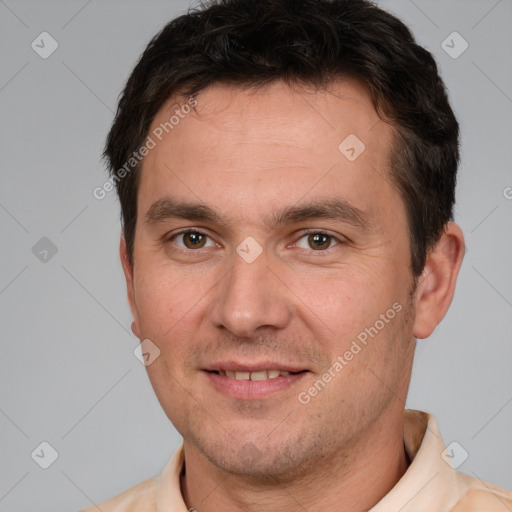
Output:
[
  {"xmin": 204, "ymin": 364, "xmax": 309, "ymax": 399},
  {"xmin": 209, "ymin": 369, "xmax": 303, "ymax": 380}
]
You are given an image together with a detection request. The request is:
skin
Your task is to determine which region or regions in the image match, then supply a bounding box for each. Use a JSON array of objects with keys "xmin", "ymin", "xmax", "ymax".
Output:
[{"xmin": 120, "ymin": 79, "xmax": 465, "ymax": 512}]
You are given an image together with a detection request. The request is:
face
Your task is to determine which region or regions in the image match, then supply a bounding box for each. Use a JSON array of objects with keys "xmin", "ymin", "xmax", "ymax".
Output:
[{"xmin": 123, "ymin": 79, "xmax": 419, "ymax": 480}]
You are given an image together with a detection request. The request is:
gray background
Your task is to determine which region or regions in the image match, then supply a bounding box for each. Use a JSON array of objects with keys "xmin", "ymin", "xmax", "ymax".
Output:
[{"xmin": 1, "ymin": 0, "xmax": 511, "ymax": 510}]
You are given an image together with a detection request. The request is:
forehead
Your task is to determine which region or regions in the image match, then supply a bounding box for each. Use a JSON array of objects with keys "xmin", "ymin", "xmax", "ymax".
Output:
[
  {"xmin": 150, "ymin": 78, "xmax": 388, "ymax": 155},
  {"xmin": 138, "ymin": 79, "xmax": 398, "ymax": 223}
]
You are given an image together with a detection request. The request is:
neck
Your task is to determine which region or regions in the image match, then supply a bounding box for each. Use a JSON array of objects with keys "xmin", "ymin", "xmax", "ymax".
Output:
[{"xmin": 180, "ymin": 410, "xmax": 410, "ymax": 512}]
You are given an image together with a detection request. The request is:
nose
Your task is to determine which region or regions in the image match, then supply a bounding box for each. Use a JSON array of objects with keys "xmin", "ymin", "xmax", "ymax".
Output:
[{"xmin": 208, "ymin": 246, "xmax": 292, "ymax": 338}]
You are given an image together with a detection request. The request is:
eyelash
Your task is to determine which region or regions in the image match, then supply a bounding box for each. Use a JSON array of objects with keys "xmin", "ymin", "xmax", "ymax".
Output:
[{"xmin": 166, "ymin": 229, "xmax": 345, "ymax": 254}]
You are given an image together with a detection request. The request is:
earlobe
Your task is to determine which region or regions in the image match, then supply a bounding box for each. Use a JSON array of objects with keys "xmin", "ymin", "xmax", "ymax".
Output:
[
  {"xmin": 412, "ymin": 222, "xmax": 465, "ymax": 339},
  {"xmin": 131, "ymin": 321, "xmax": 141, "ymax": 339},
  {"xmin": 120, "ymin": 234, "xmax": 141, "ymax": 339}
]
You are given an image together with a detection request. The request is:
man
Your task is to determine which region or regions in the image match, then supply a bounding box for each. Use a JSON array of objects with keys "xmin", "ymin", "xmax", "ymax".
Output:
[{"xmin": 83, "ymin": 0, "xmax": 511, "ymax": 510}]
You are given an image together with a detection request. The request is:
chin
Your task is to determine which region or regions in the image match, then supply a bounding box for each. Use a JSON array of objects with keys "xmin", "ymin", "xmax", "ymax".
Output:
[{"xmin": 191, "ymin": 432, "xmax": 321, "ymax": 484}]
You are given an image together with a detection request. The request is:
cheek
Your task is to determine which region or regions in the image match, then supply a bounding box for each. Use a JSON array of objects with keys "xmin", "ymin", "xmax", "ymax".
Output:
[
  {"xmin": 134, "ymin": 273, "xmax": 171, "ymax": 331},
  {"xmin": 299, "ymin": 268, "xmax": 407, "ymax": 365},
  {"xmin": 133, "ymin": 264, "xmax": 214, "ymax": 369},
  {"xmin": 296, "ymin": 272, "xmax": 382, "ymax": 338},
  {"xmin": 134, "ymin": 264, "xmax": 200, "ymax": 331},
  {"xmin": 136, "ymin": 269, "xmax": 200, "ymax": 404}
]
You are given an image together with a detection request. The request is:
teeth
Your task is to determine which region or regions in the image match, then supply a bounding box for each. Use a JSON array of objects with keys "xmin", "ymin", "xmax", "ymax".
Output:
[{"xmin": 219, "ymin": 370, "xmax": 293, "ymax": 380}]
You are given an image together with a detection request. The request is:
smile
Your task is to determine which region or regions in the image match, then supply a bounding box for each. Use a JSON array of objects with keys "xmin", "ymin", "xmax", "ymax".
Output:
[
  {"xmin": 215, "ymin": 369, "xmax": 295, "ymax": 380},
  {"xmin": 205, "ymin": 368, "xmax": 308, "ymax": 400}
]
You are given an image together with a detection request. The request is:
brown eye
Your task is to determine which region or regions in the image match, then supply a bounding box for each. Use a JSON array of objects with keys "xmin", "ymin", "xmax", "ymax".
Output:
[
  {"xmin": 182, "ymin": 231, "xmax": 207, "ymax": 249},
  {"xmin": 307, "ymin": 233, "xmax": 331, "ymax": 250},
  {"xmin": 294, "ymin": 231, "xmax": 343, "ymax": 251},
  {"xmin": 169, "ymin": 230, "xmax": 215, "ymax": 250}
]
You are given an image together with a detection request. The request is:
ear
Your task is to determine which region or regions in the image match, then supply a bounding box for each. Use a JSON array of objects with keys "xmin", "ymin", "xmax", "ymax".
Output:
[
  {"xmin": 412, "ymin": 221, "xmax": 465, "ymax": 339},
  {"xmin": 120, "ymin": 234, "xmax": 141, "ymax": 339}
]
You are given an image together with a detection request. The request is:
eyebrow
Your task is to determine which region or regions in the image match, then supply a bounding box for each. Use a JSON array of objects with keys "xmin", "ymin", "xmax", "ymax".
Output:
[{"xmin": 144, "ymin": 196, "xmax": 371, "ymax": 230}]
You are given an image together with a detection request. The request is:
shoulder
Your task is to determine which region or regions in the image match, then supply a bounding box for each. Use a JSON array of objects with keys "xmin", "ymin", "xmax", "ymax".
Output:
[
  {"xmin": 451, "ymin": 473, "xmax": 512, "ymax": 511},
  {"xmin": 79, "ymin": 475, "xmax": 159, "ymax": 512},
  {"xmin": 79, "ymin": 446, "xmax": 185, "ymax": 511}
]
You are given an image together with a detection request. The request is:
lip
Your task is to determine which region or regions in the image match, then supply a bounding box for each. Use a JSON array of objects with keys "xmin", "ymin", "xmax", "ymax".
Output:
[
  {"xmin": 203, "ymin": 360, "xmax": 307, "ymax": 373},
  {"xmin": 204, "ymin": 369, "xmax": 309, "ymax": 400}
]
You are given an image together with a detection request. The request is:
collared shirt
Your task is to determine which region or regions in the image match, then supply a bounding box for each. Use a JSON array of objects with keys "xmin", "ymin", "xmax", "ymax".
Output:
[{"xmin": 81, "ymin": 410, "xmax": 512, "ymax": 511}]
